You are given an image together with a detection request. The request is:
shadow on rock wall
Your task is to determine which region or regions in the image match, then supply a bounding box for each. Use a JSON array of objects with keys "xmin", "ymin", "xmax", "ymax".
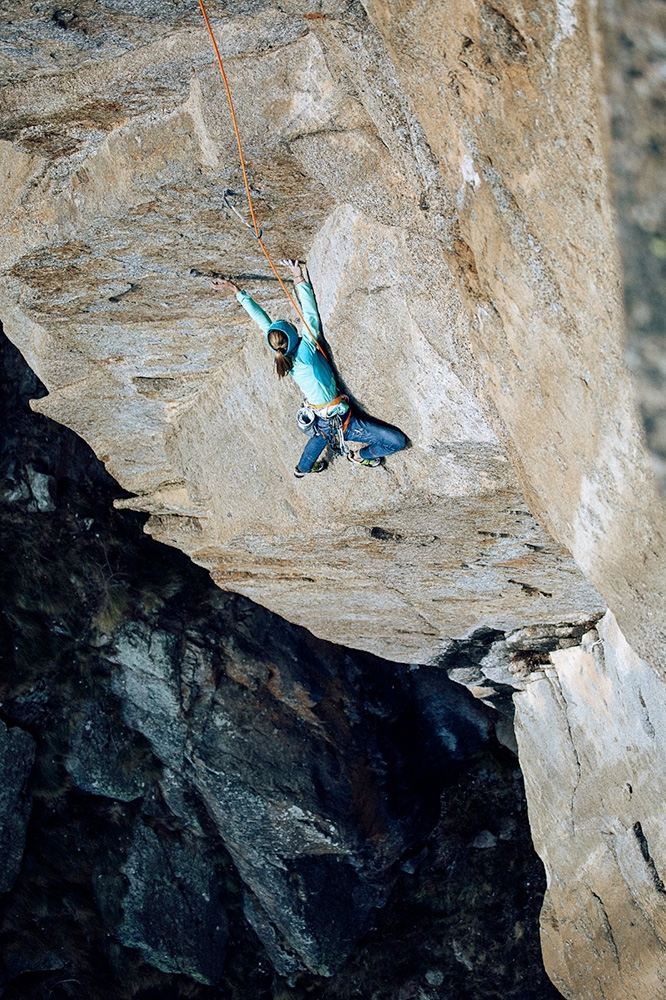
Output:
[{"xmin": 0, "ymin": 325, "xmax": 560, "ymax": 999}]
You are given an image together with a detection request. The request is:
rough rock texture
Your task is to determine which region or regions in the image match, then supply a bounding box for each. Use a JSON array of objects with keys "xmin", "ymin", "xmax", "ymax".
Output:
[
  {"xmin": 66, "ymin": 699, "xmax": 148, "ymax": 802},
  {"xmin": 108, "ymin": 603, "xmax": 497, "ymax": 976},
  {"xmin": 596, "ymin": 0, "xmax": 666, "ymax": 497},
  {"xmin": 0, "ymin": 329, "xmax": 558, "ymax": 999},
  {"xmin": 0, "ymin": 0, "xmax": 610, "ymax": 664},
  {"xmin": 435, "ymin": 605, "xmax": 666, "ymax": 997},
  {"xmin": 1, "ymin": 4, "xmax": 666, "ymax": 999},
  {"xmin": 0, "ymin": 720, "xmax": 35, "ymax": 895},
  {"xmin": 117, "ymin": 819, "xmax": 229, "ymax": 983},
  {"xmin": 515, "ymin": 610, "xmax": 666, "ymax": 998},
  {"xmin": 358, "ymin": 0, "xmax": 666, "ymax": 671}
]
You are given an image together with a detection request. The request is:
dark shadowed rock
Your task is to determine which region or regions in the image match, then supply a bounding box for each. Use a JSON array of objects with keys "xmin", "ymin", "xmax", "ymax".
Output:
[
  {"xmin": 0, "ymin": 720, "xmax": 35, "ymax": 894},
  {"xmin": 66, "ymin": 699, "xmax": 147, "ymax": 802},
  {"xmin": 0, "ymin": 327, "xmax": 561, "ymax": 999},
  {"xmin": 118, "ymin": 819, "xmax": 228, "ymax": 984},
  {"xmin": 111, "ymin": 608, "xmax": 494, "ymax": 974}
]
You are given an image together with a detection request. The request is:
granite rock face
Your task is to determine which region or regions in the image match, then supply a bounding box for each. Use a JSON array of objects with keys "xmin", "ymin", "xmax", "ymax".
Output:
[
  {"xmin": 359, "ymin": 0, "xmax": 666, "ymax": 671},
  {"xmin": 0, "ymin": 0, "xmax": 610, "ymax": 664},
  {"xmin": 440, "ymin": 609, "xmax": 666, "ymax": 997},
  {"xmin": 596, "ymin": 0, "xmax": 666, "ymax": 498},
  {"xmin": 1, "ymin": 3, "xmax": 665, "ymax": 999},
  {"xmin": 515, "ymin": 611, "xmax": 666, "ymax": 999},
  {"xmin": 0, "ymin": 328, "xmax": 557, "ymax": 998}
]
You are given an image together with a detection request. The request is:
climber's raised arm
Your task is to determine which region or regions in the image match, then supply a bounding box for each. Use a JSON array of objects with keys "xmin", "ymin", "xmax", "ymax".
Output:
[
  {"xmin": 210, "ymin": 277, "xmax": 273, "ymax": 333},
  {"xmin": 280, "ymin": 259, "xmax": 306, "ymax": 287},
  {"xmin": 280, "ymin": 259, "xmax": 321, "ymax": 341},
  {"xmin": 210, "ymin": 264, "xmax": 321, "ymax": 341}
]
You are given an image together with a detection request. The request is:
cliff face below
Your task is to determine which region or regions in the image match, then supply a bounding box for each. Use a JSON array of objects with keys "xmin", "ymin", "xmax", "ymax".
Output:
[
  {"xmin": 1, "ymin": 2, "xmax": 665, "ymax": 998},
  {"xmin": 0, "ymin": 329, "xmax": 557, "ymax": 998}
]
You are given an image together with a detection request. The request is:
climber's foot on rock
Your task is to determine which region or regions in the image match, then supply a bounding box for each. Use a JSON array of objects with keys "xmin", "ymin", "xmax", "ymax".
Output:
[
  {"xmin": 347, "ymin": 452, "xmax": 383, "ymax": 468},
  {"xmin": 294, "ymin": 460, "xmax": 328, "ymax": 479}
]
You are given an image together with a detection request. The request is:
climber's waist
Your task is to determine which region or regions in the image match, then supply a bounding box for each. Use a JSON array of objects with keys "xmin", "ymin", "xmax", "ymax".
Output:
[{"xmin": 309, "ymin": 395, "xmax": 349, "ymax": 419}]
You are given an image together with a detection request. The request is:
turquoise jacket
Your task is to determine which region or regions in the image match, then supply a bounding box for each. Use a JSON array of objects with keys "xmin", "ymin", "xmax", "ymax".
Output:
[{"xmin": 237, "ymin": 283, "xmax": 343, "ymax": 409}]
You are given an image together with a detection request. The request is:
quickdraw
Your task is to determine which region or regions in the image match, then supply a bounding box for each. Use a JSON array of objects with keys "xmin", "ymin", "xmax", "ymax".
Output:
[
  {"xmin": 296, "ymin": 402, "xmax": 351, "ymax": 455},
  {"xmin": 325, "ymin": 412, "xmax": 351, "ymax": 456},
  {"xmin": 222, "ymin": 189, "xmax": 262, "ymax": 241}
]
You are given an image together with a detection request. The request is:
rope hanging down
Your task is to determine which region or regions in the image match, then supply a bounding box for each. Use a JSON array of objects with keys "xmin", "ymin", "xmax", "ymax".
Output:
[{"xmin": 196, "ymin": 0, "xmax": 315, "ymax": 338}]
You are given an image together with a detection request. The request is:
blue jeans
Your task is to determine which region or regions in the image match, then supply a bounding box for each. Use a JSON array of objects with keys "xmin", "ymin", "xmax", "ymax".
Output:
[{"xmin": 296, "ymin": 414, "xmax": 407, "ymax": 473}]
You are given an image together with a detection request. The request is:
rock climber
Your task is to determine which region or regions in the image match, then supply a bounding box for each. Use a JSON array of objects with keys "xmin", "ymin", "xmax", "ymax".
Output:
[{"xmin": 210, "ymin": 260, "xmax": 407, "ymax": 478}]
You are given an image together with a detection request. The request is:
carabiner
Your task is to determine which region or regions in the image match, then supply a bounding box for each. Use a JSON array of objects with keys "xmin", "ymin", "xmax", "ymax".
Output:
[{"xmin": 222, "ymin": 189, "xmax": 263, "ymax": 241}]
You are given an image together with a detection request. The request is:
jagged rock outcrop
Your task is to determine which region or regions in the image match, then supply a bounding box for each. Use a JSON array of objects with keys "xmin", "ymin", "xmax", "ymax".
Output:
[
  {"xmin": 1, "ymin": 3, "xmax": 665, "ymax": 998},
  {"xmin": 446, "ymin": 609, "xmax": 666, "ymax": 1000},
  {"xmin": 109, "ymin": 613, "xmax": 495, "ymax": 976}
]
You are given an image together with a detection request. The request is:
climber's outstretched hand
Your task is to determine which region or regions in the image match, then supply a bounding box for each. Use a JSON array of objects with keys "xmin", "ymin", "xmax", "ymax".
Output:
[
  {"xmin": 279, "ymin": 259, "xmax": 305, "ymax": 282},
  {"xmin": 210, "ymin": 277, "xmax": 240, "ymax": 294}
]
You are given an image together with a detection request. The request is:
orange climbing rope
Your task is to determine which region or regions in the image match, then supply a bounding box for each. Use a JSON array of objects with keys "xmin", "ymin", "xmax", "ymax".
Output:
[{"xmin": 196, "ymin": 0, "xmax": 316, "ymax": 339}]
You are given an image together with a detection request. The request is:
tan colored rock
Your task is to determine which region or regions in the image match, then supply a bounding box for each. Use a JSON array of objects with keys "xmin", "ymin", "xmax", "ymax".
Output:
[
  {"xmin": 360, "ymin": 0, "xmax": 666, "ymax": 670},
  {"xmin": 515, "ymin": 612, "xmax": 666, "ymax": 999},
  {"xmin": 0, "ymin": 8, "xmax": 604, "ymax": 662}
]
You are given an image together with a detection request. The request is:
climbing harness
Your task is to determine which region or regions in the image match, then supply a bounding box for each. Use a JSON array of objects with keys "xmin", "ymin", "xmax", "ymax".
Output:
[
  {"xmin": 310, "ymin": 394, "xmax": 350, "ymax": 419},
  {"xmin": 325, "ymin": 412, "xmax": 351, "ymax": 456},
  {"xmin": 295, "ymin": 401, "xmax": 350, "ymax": 455},
  {"xmin": 312, "ymin": 395, "xmax": 352, "ymax": 449},
  {"xmin": 296, "ymin": 399, "xmax": 351, "ymax": 455}
]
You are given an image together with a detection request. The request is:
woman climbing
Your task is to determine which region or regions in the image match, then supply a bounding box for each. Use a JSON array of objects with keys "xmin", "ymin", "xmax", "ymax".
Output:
[{"xmin": 210, "ymin": 260, "xmax": 407, "ymax": 478}]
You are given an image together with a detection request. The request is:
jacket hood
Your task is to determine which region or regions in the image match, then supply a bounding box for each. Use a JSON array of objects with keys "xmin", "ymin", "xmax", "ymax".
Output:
[{"xmin": 267, "ymin": 320, "xmax": 300, "ymax": 356}]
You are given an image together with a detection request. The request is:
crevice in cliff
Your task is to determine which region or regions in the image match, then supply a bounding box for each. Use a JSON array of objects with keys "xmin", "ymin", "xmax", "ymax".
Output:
[
  {"xmin": 633, "ymin": 822, "xmax": 666, "ymax": 896},
  {"xmin": 303, "ymin": 6, "xmax": 454, "ymax": 241},
  {"xmin": 589, "ymin": 890, "xmax": 621, "ymax": 969},
  {"xmin": 544, "ymin": 670, "xmax": 581, "ymax": 835}
]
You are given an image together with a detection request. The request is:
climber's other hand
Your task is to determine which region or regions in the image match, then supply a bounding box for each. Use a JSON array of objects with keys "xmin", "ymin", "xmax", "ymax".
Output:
[
  {"xmin": 279, "ymin": 259, "xmax": 304, "ymax": 279},
  {"xmin": 210, "ymin": 277, "xmax": 240, "ymax": 294}
]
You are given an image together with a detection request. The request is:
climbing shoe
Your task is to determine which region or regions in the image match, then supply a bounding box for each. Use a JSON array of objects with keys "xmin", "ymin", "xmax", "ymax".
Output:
[
  {"xmin": 347, "ymin": 452, "xmax": 383, "ymax": 468},
  {"xmin": 294, "ymin": 460, "xmax": 328, "ymax": 478}
]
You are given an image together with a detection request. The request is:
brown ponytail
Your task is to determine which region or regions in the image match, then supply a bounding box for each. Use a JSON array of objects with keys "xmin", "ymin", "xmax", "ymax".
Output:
[{"xmin": 268, "ymin": 329, "xmax": 294, "ymax": 379}]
